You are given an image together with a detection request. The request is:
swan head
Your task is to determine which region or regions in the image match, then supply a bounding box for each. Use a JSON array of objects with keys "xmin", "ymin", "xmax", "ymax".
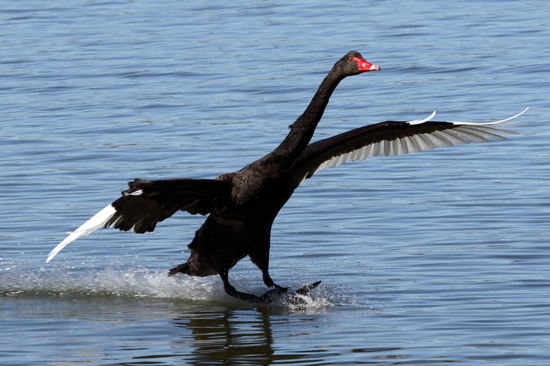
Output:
[{"xmin": 341, "ymin": 50, "xmax": 380, "ymax": 75}]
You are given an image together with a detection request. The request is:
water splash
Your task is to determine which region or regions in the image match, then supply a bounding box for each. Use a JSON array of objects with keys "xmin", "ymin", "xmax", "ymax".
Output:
[
  {"xmin": 1, "ymin": 264, "xmax": 222, "ymax": 300},
  {"xmin": 0, "ymin": 264, "xmax": 333, "ymax": 310}
]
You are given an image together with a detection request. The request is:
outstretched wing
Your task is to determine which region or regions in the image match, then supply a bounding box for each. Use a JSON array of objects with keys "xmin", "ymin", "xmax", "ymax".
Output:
[
  {"xmin": 47, "ymin": 177, "xmax": 232, "ymax": 262},
  {"xmin": 292, "ymin": 108, "xmax": 527, "ymax": 185}
]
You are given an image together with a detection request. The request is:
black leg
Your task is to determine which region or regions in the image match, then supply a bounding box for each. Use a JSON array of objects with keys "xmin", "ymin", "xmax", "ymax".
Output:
[
  {"xmin": 219, "ymin": 270, "xmax": 259, "ymax": 302},
  {"xmin": 262, "ymin": 268, "xmax": 287, "ymax": 290},
  {"xmin": 249, "ymin": 232, "xmax": 287, "ymax": 290}
]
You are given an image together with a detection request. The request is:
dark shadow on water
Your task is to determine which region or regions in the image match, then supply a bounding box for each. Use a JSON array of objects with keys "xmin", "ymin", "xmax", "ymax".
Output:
[{"xmin": 171, "ymin": 306, "xmax": 331, "ymax": 366}]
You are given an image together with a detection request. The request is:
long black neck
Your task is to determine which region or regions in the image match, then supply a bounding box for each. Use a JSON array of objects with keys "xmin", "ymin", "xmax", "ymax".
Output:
[{"xmin": 270, "ymin": 66, "xmax": 346, "ymax": 163}]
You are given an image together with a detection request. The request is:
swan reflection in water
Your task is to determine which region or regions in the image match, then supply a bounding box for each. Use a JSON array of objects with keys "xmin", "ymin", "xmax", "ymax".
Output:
[{"xmin": 172, "ymin": 306, "xmax": 330, "ymax": 365}]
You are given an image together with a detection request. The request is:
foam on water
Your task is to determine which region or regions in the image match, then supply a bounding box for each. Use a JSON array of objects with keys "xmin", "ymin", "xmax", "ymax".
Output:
[
  {"xmin": 2, "ymin": 265, "xmax": 212, "ymax": 299},
  {"xmin": 0, "ymin": 264, "xmax": 333, "ymax": 310}
]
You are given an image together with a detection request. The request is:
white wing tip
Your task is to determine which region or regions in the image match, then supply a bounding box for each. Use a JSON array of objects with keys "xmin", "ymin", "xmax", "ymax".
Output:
[
  {"xmin": 46, "ymin": 204, "xmax": 117, "ymax": 262},
  {"xmin": 408, "ymin": 111, "xmax": 437, "ymax": 125},
  {"xmin": 450, "ymin": 107, "xmax": 529, "ymax": 125}
]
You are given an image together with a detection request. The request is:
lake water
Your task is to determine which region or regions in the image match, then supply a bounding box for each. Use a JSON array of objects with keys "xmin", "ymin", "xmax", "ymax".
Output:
[{"xmin": 1, "ymin": 0, "xmax": 549, "ymax": 364}]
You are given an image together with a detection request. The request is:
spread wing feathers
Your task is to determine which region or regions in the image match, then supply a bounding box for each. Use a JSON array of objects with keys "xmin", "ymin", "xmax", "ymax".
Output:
[
  {"xmin": 47, "ymin": 178, "xmax": 232, "ymax": 262},
  {"xmin": 293, "ymin": 108, "xmax": 527, "ymax": 185}
]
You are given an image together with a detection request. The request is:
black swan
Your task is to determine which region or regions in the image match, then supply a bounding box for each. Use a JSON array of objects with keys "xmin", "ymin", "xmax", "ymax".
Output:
[{"xmin": 47, "ymin": 51, "xmax": 527, "ymax": 302}]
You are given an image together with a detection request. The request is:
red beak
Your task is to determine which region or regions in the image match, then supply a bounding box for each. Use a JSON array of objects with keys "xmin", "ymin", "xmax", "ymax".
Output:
[{"xmin": 352, "ymin": 57, "xmax": 381, "ymax": 72}]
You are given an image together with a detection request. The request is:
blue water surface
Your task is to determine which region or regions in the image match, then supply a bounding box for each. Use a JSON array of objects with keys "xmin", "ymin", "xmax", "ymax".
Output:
[{"xmin": 1, "ymin": 0, "xmax": 549, "ymax": 364}]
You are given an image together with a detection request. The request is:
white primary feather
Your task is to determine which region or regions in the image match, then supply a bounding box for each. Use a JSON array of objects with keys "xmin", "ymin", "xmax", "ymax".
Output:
[
  {"xmin": 46, "ymin": 204, "xmax": 117, "ymax": 262},
  {"xmin": 408, "ymin": 110, "xmax": 437, "ymax": 125},
  {"xmin": 448, "ymin": 107, "xmax": 528, "ymax": 125}
]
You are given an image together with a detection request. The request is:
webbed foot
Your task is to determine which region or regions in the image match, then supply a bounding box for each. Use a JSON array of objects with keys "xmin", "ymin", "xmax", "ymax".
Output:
[
  {"xmin": 294, "ymin": 280, "xmax": 322, "ymax": 295},
  {"xmin": 257, "ymin": 281, "xmax": 322, "ymax": 304},
  {"xmin": 257, "ymin": 286, "xmax": 289, "ymax": 304}
]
